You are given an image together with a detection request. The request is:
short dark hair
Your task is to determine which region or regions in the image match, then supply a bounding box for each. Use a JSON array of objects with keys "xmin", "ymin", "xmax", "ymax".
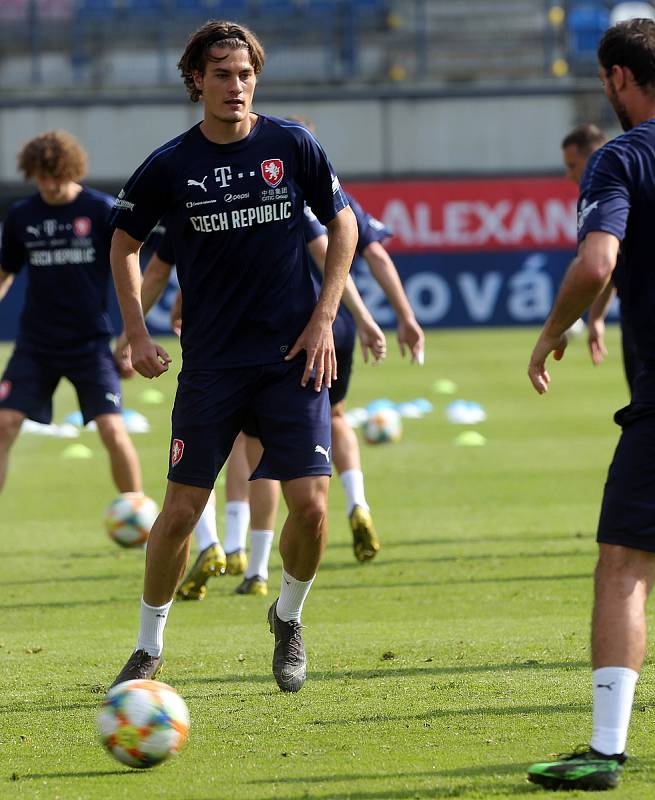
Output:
[
  {"xmin": 561, "ymin": 124, "xmax": 607, "ymax": 154},
  {"xmin": 598, "ymin": 18, "xmax": 655, "ymax": 89},
  {"xmin": 178, "ymin": 20, "xmax": 265, "ymax": 103},
  {"xmin": 17, "ymin": 130, "xmax": 87, "ymax": 181}
]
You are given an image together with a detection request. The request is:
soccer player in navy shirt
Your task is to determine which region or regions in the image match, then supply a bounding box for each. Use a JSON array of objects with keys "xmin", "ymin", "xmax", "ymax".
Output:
[
  {"xmin": 527, "ymin": 20, "xmax": 655, "ymax": 790},
  {"xmin": 109, "ymin": 21, "xmax": 357, "ymax": 693},
  {"xmin": 0, "ymin": 130, "xmax": 142, "ymax": 497}
]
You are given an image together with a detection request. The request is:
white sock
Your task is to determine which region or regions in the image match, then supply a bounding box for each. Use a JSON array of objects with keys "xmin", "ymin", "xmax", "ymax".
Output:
[
  {"xmin": 245, "ymin": 529, "xmax": 274, "ymax": 580},
  {"xmin": 136, "ymin": 597, "xmax": 173, "ymax": 657},
  {"xmin": 224, "ymin": 501, "xmax": 250, "ymax": 553},
  {"xmin": 340, "ymin": 469, "xmax": 369, "ymax": 515},
  {"xmin": 194, "ymin": 501, "xmax": 219, "ymax": 551},
  {"xmin": 276, "ymin": 569, "xmax": 315, "ymax": 623},
  {"xmin": 591, "ymin": 667, "xmax": 639, "ymax": 755}
]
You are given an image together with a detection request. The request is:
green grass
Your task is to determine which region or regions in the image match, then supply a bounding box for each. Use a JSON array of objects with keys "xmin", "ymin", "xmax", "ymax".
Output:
[{"xmin": 1, "ymin": 327, "xmax": 654, "ymax": 799}]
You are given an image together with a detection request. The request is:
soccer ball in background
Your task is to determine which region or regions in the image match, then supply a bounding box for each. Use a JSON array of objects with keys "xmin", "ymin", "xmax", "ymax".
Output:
[
  {"xmin": 97, "ymin": 679, "xmax": 190, "ymax": 769},
  {"xmin": 104, "ymin": 492, "xmax": 158, "ymax": 548},
  {"xmin": 363, "ymin": 407, "xmax": 403, "ymax": 444}
]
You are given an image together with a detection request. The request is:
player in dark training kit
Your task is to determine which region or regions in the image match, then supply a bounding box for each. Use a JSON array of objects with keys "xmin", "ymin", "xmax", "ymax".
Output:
[
  {"xmin": 110, "ymin": 21, "xmax": 357, "ymax": 693},
  {"xmin": 0, "ymin": 130, "xmax": 142, "ymax": 496},
  {"xmin": 527, "ymin": 20, "xmax": 655, "ymax": 791}
]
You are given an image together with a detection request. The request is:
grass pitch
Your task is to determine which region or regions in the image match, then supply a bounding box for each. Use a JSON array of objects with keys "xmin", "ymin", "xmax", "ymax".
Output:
[{"xmin": 1, "ymin": 327, "xmax": 654, "ymax": 799}]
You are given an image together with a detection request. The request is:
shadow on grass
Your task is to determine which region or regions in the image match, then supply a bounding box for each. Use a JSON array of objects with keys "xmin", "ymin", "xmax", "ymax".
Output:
[
  {"xmin": 0, "ymin": 597, "xmax": 124, "ymax": 611},
  {"xmin": 257, "ymin": 782, "xmax": 536, "ymax": 799},
  {"xmin": 0, "ymin": 700, "xmax": 100, "ymax": 715},
  {"xmin": 308, "ymin": 702, "xmax": 590, "ymax": 726},
  {"xmin": 249, "ymin": 763, "xmax": 530, "ymax": 784},
  {"xmin": 3, "ymin": 574, "xmax": 123, "ymax": 587},
  {"xmin": 317, "ymin": 573, "xmax": 589, "ymax": 591},
  {"xmin": 18, "ymin": 769, "xmax": 137, "ymax": 779},
  {"xmin": 318, "ymin": 549, "xmax": 592, "ymax": 572},
  {"xmin": 175, "ymin": 659, "xmax": 588, "ymax": 688},
  {"xmin": 325, "ymin": 533, "xmax": 592, "ymax": 550}
]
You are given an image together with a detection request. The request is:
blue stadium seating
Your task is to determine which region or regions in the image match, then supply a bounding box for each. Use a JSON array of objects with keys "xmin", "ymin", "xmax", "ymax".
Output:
[
  {"xmin": 567, "ymin": 3, "xmax": 610, "ymax": 59},
  {"xmin": 76, "ymin": 0, "xmax": 116, "ymax": 19},
  {"xmin": 128, "ymin": 0, "xmax": 162, "ymax": 15}
]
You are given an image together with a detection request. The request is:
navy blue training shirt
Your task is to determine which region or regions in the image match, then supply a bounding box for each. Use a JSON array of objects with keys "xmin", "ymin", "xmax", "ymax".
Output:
[
  {"xmin": 578, "ymin": 117, "xmax": 655, "ymax": 398},
  {"xmin": 111, "ymin": 116, "xmax": 349, "ymax": 369},
  {"xmin": 0, "ymin": 187, "xmax": 114, "ymax": 355},
  {"xmin": 303, "ymin": 192, "xmax": 392, "ymax": 346}
]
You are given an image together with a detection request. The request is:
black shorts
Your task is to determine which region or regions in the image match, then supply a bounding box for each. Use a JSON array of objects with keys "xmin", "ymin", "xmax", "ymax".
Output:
[
  {"xmin": 168, "ymin": 358, "xmax": 332, "ymax": 489},
  {"xmin": 597, "ymin": 404, "xmax": 655, "ymax": 552},
  {"xmin": 0, "ymin": 343, "xmax": 122, "ymax": 425}
]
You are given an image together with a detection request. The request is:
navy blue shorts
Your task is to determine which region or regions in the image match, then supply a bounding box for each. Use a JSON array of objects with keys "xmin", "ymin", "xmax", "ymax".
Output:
[
  {"xmin": 597, "ymin": 404, "xmax": 655, "ymax": 552},
  {"xmin": 0, "ymin": 343, "xmax": 122, "ymax": 424},
  {"xmin": 167, "ymin": 358, "xmax": 332, "ymax": 489}
]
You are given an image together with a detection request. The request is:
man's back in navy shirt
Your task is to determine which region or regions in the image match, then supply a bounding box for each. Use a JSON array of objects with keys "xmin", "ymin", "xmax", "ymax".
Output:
[
  {"xmin": 578, "ymin": 117, "xmax": 655, "ymax": 401},
  {"xmin": 1, "ymin": 187, "xmax": 115, "ymax": 355}
]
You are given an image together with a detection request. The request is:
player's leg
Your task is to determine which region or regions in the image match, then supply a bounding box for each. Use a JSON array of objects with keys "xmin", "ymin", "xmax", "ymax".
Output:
[
  {"xmin": 0, "ymin": 409, "xmax": 25, "ymax": 492},
  {"xmin": 330, "ymin": 344, "xmax": 379, "ymax": 562},
  {"xmin": 95, "ymin": 413, "xmax": 142, "ymax": 493},
  {"xmin": 0, "ymin": 350, "xmax": 59, "ymax": 493},
  {"xmin": 590, "ymin": 544, "xmax": 655, "ymax": 749},
  {"xmin": 224, "ymin": 432, "xmax": 251, "ymax": 575},
  {"xmin": 528, "ymin": 412, "xmax": 655, "ymax": 790},
  {"xmin": 71, "ymin": 342, "xmax": 141, "ymax": 492},
  {"xmin": 250, "ymin": 358, "xmax": 332, "ymax": 692},
  {"xmin": 236, "ymin": 433, "xmax": 279, "ymax": 596},
  {"xmin": 111, "ymin": 368, "xmax": 248, "ymax": 685},
  {"xmin": 266, "ymin": 474, "xmax": 329, "ymax": 692},
  {"xmin": 112, "ymin": 480, "xmax": 211, "ymax": 686},
  {"xmin": 176, "ymin": 489, "xmax": 227, "ymax": 601}
]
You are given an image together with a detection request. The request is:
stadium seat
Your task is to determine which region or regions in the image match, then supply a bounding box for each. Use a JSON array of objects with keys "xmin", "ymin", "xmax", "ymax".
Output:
[
  {"xmin": 76, "ymin": 0, "xmax": 116, "ymax": 19},
  {"xmin": 567, "ymin": 3, "xmax": 610, "ymax": 59},
  {"xmin": 127, "ymin": 0, "xmax": 162, "ymax": 15}
]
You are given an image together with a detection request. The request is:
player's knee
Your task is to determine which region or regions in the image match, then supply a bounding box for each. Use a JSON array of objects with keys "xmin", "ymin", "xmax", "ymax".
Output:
[
  {"xmin": 159, "ymin": 499, "xmax": 202, "ymax": 542},
  {"xmin": 292, "ymin": 495, "xmax": 327, "ymax": 536},
  {"xmin": 596, "ymin": 544, "xmax": 655, "ymax": 584},
  {"xmin": 96, "ymin": 415, "xmax": 130, "ymax": 449},
  {"xmin": 331, "ymin": 401, "xmax": 345, "ymax": 419},
  {"xmin": 0, "ymin": 412, "xmax": 23, "ymax": 447}
]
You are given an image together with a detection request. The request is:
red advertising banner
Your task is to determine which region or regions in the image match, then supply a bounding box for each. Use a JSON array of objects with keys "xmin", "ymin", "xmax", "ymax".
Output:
[{"xmin": 345, "ymin": 177, "xmax": 578, "ymax": 254}]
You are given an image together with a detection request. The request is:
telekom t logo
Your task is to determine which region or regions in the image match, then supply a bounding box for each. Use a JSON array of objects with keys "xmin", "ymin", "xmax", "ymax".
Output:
[{"xmin": 214, "ymin": 166, "xmax": 233, "ymax": 188}]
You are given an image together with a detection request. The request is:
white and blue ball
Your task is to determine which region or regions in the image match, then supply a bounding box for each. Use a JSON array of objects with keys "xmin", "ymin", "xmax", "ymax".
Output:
[
  {"xmin": 97, "ymin": 679, "xmax": 190, "ymax": 769},
  {"xmin": 363, "ymin": 407, "xmax": 403, "ymax": 444},
  {"xmin": 104, "ymin": 492, "xmax": 158, "ymax": 548}
]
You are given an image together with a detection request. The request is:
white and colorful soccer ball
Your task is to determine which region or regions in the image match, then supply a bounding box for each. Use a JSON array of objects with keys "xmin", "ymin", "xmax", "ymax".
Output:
[
  {"xmin": 97, "ymin": 679, "xmax": 190, "ymax": 769},
  {"xmin": 104, "ymin": 493, "xmax": 158, "ymax": 548},
  {"xmin": 363, "ymin": 407, "xmax": 403, "ymax": 444}
]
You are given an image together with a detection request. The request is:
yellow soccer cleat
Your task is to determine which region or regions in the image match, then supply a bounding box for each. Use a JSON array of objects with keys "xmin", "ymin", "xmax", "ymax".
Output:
[
  {"xmin": 235, "ymin": 575, "xmax": 268, "ymax": 596},
  {"xmin": 176, "ymin": 543, "xmax": 226, "ymax": 601},
  {"xmin": 225, "ymin": 549, "xmax": 247, "ymax": 576},
  {"xmin": 350, "ymin": 505, "xmax": 380, "ymax": 562}
]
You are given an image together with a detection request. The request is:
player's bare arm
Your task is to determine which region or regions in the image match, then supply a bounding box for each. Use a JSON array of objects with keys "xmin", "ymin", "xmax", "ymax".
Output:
[
  {"xmin": 110, "ymin": 228, "xmax": 171, "ymax": 379},
  {"xmin": 114, "ymin": 251, "xmax": 175, "ymax": 373},
  {"xmin": 362, "ymin": 240, "xmax": 425, "ymax": 362},
  {"xmin": 528, "ymin": 231, "xmax": 619, "ymax": 394},
  {"xmin": 286, "ymin": 205, "xmax": 357, "ymax": 390},
  {"xmin": 307, "ymin": 235, "xmax": 386, "ymax": 363},
  {"xmin": 587, "ymin": 281, "xmax": 617, "ymax": 365},
  {"xmin": 0, "ymin": 268, "xmax": 15, "ymax": 303}
]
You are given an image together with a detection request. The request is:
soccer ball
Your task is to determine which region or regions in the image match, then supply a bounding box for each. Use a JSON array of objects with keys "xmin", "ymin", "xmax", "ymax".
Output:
[
  {"xmin": 363, "ymin": 407, "xmax": 402, "ymax": 444},
  {"xmin": 104, "ymin": 493, "xmax": 158, "ymax": 548},
  {"xmin": 97, "ymin": 679, "xmax": 190, "ymax": 769}
]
